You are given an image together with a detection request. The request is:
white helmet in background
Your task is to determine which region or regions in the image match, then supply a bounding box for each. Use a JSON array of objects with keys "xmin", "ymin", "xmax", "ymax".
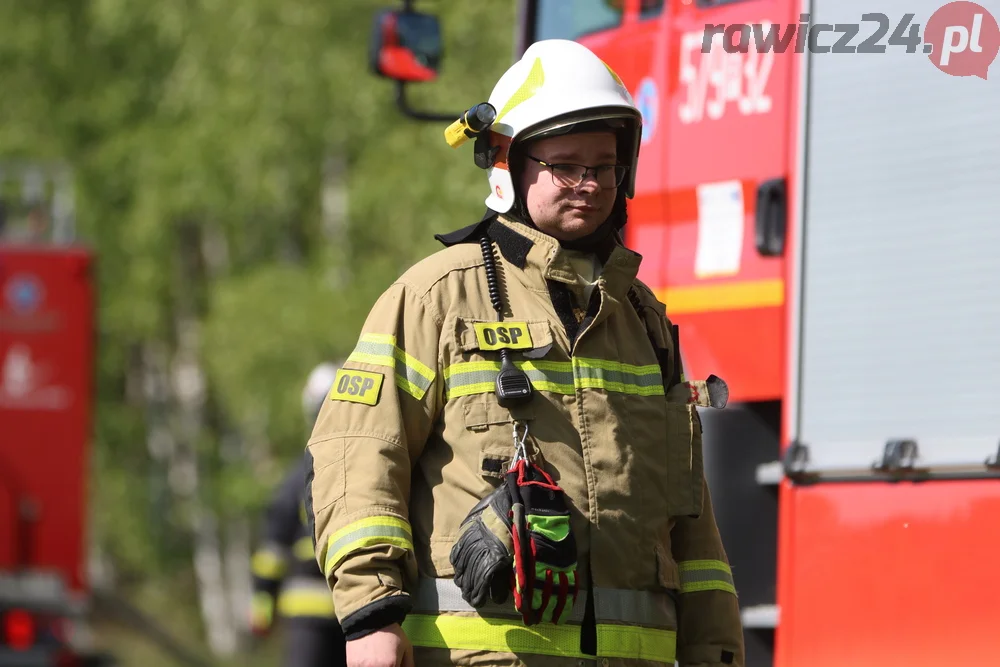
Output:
[
  {"xmin": 482, "ymin": 39, "xmax": 642, "ymax": 214},
  {"xmin": 301, "ymin": 361, "xmax": 341, "ymax": 424}
]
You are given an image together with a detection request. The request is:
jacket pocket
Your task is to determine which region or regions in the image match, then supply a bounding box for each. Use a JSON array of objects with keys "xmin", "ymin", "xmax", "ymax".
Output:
[
  {"xmin": 423, "ymin": 397, "xmax": 536, "ymax": 576},
  {"xmin": 307, "ymin": 435, "xmax": 347, "ymax": 512},
  {"xmin": 665, "ymin": 403, "xmax": 705, "ymax": 518},
  {"xmin": 463, "ymin": 397, "xmax": 536, "ymax": 480},
  {"xmin": 654, "ymin": 542, "xmax": 681, "ymax": 594},
  {"xmin": 454, "ymin": 318, "xmax": 555, "ymax": 358}
]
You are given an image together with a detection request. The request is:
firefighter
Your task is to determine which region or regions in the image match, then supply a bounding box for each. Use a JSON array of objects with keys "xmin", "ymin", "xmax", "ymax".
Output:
[
  {"xmin": 306, "ymin": 39, "xmax": 744, "ymax": 667},
  {"xmin": 250, "ymin": 362, "xmax": 347, "ymax": 667}
]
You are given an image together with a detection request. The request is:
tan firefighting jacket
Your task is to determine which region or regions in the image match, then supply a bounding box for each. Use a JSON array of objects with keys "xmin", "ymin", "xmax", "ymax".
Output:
[{"xmin": 307, "ymin": 215, "xmax": 744, "ymax": 666}]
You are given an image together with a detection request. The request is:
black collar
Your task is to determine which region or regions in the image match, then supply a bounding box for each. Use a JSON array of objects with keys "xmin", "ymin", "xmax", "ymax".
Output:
[
  {"xmin": 434, "ymin": 210, "xmax": 536, "ymax": 269},
  {"xmin": 435, "ymin": 209, "xmax": 619, "ymax": 269},
  {"xmin": 433, "ymin": 209, "xmax": 496, "ymax": 247}
]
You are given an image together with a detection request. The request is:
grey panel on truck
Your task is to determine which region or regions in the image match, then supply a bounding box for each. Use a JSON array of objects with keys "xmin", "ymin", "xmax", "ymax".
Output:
[{"xmin": 796, "ymin": 0, "xmax": 1000, "ymax": 473}]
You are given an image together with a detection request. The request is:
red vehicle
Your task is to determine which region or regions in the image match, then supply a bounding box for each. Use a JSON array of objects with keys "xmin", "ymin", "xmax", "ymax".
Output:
[
  {"xmin": 373, "ymin": 0, "xmax": 1000, "ymax": 665},
  {"xmin": 0, "ymin": 234, "xmax": 112, "ymax": 665}
]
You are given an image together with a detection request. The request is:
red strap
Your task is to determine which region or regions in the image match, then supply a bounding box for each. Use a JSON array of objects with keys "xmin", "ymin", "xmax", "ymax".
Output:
[
  {"xmin": 551, "ymin": 572, "xmax": 569, "ymax": 623},
  {"xmin": 539, "ymin": 569, "xmax": 553, "ymax": 621},
  {"xmin": 512, "ymin": 514, "xmax": 536, "ymax": 625}
]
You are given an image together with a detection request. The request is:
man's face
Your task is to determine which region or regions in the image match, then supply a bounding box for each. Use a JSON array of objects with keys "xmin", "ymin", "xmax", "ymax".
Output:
[{"xmin": 519, "ymin": 131, "xmax": 620, "ymax": 242}]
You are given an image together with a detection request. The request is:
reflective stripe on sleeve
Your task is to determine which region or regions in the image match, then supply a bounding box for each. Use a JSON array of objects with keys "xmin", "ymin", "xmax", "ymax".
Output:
[
  {"xmin": 678, "ymin": 559, "xmax": 737, "ymax": 595},
  {"xmin": 347, "ymin": 333, "xmax": 435, "ymax": 400},
  {"xmin": 323, "ymin": 515, "xmax": 413, "ymax": 577},
  {"xmin": 443, "ymin": 358, "xmax": 664, "ymax": 399}
]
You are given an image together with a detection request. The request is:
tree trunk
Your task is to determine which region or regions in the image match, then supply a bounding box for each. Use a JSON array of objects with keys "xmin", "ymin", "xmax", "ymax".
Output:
[
  {"xmin": 190, "ymin": 506, "xmax": 237, "ymax": 656},
  {"xmin": 170, "ymin": 223, "xmax": 239, "ymax": 657},
  {"xmin": 223, "ymin": 516, "xmax": 252, "ymax": 641},
  {"xmin": 171, "ymin": 319, "xmax": 239, "ymax": 656},
  {"xmin": 322, "ymin": 151, "xmax": 351, "ymax": 287}
]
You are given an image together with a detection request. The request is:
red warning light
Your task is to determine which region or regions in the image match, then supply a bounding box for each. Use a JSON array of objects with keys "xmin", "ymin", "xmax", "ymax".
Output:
[{"xmin": 4, "ymin": 609, "xmax": 36, "ymax": 650}]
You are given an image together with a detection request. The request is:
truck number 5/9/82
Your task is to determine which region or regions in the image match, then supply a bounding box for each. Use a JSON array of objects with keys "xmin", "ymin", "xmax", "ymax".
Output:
[{"xmin": 678, "ymin": 25, "xmax": 774, "ymax": 124}]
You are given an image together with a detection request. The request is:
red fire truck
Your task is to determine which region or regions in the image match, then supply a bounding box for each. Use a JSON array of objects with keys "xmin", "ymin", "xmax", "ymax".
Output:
[
  {"xmin": 0, "ymin": 187, "xmax": 112, "ymax": 665},
  {"xmin": 371, "ymin": 0, "xmax": 1000, "ymax": 665}
]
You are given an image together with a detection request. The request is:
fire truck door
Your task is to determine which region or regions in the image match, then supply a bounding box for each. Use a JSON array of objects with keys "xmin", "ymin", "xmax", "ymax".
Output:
[
  {"xmin": 780, "ymin": 1, "xmax": 1000, "ymax": 665},
  {"xmin": 661, "ymin": 0, "xmax": 799, "ymax": 402},
  {"xmin": 788, "ymin": 0, "xmax": 1000, "ymax": 489}
]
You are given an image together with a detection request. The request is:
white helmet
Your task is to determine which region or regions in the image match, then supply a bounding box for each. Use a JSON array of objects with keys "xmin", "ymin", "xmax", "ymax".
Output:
[
  {"xmin": 301, "ymin": 361, "xmax": 341, "ymax": 423},
  {"xmin": 481, "ymin": 39, "xmax": 641, "ymax": 214}
]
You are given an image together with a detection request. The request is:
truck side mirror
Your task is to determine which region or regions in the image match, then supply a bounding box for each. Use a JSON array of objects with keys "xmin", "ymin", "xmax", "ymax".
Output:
[{"xmin": 369, "ymin": 9, "xmax": 442, "ymax": 83}]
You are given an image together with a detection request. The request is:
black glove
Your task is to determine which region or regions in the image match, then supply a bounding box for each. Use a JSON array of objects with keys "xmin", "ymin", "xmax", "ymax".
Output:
[{"xmin": 450, "ymin": 484, "xmax": 515, "ymax": 608}]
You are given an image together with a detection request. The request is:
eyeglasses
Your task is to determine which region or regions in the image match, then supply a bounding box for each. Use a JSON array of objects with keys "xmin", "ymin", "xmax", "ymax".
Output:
[{"xmin": 525, "ymin": 155, "xmax": 629, "ymax": 189}]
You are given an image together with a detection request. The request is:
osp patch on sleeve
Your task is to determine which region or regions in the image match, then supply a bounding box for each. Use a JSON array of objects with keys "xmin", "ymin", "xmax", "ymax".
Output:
[
  {"xmin": 473, "ymin": 321, "xmax": 533, "ymax": 351},
  {"xmin": 329, "ymin": 369, "xmax": 384, "ymax": 406}
]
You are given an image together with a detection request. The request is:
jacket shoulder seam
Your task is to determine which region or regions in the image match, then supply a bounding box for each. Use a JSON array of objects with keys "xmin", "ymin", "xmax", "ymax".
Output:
[
  {"xmin": 310, "ymin": 430, "xmax": 407, "ymax": 451},
  {"xmin": 396, "ymin": 260, "xmax": 487, "ymax": 328}
]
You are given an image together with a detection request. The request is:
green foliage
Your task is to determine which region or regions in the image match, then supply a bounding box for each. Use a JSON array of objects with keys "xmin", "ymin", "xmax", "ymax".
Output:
[{"xmin": 0, "ymin": 0, "xmax": 516, "ymax": 658}]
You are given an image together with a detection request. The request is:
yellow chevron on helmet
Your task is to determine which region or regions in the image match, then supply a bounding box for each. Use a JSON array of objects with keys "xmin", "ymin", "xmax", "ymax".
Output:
[
  {"xmin": 483, "ymin": 39, "xmax": 641, "ymax": 214},
  {"xmin": 494, "ymin": 57, "xmax": 545, "ymax": 125}
]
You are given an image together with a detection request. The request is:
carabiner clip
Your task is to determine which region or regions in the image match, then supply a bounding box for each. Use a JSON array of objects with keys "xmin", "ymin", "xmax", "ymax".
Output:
[{"xmin": 511, "ymin": 421, "xmax": 530, "ymax": 468}]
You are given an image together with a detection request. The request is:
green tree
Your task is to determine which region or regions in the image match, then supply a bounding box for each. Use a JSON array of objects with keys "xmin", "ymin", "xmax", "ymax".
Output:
[{"xmin": 0, "ymin": 0, "xmax": 516, "ymax": 662}]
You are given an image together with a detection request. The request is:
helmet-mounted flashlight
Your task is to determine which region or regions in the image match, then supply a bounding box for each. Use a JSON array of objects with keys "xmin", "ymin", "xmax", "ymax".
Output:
[{"xmin": 444, "ymin": 102, "xmax": 497, "ymax": 148}]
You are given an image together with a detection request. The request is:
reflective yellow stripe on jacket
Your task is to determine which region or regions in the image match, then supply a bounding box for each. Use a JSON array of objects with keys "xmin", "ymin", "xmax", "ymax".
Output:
[
  {"xmin": 403, "ymin": 578, "xmax": 677, "ymax": 663},
  {"xmin": 678, "ymin": 559, "xmax": 737, "ymax": 595},
  {"xmin": 443, "ymin": 358, "xmax": 664, "ymax": 399},
  {"xmin": 322, "ymin": 515, "xmax": 414, "ymax": 577},
  {"xmin": 347, "ymin": 333, "xmax": 435, "ymax": 400}
]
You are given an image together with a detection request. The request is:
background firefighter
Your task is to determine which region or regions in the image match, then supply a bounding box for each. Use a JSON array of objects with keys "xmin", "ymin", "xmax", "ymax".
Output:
[{"xmin": 250, "ymin": 362, "xmax": 347, "ymax": 667}]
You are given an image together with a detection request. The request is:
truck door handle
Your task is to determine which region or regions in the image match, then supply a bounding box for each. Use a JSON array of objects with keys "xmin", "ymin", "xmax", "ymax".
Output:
[{"xmin": 755, "ymin": 177, "xmax": 786, "ymax": 257}]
